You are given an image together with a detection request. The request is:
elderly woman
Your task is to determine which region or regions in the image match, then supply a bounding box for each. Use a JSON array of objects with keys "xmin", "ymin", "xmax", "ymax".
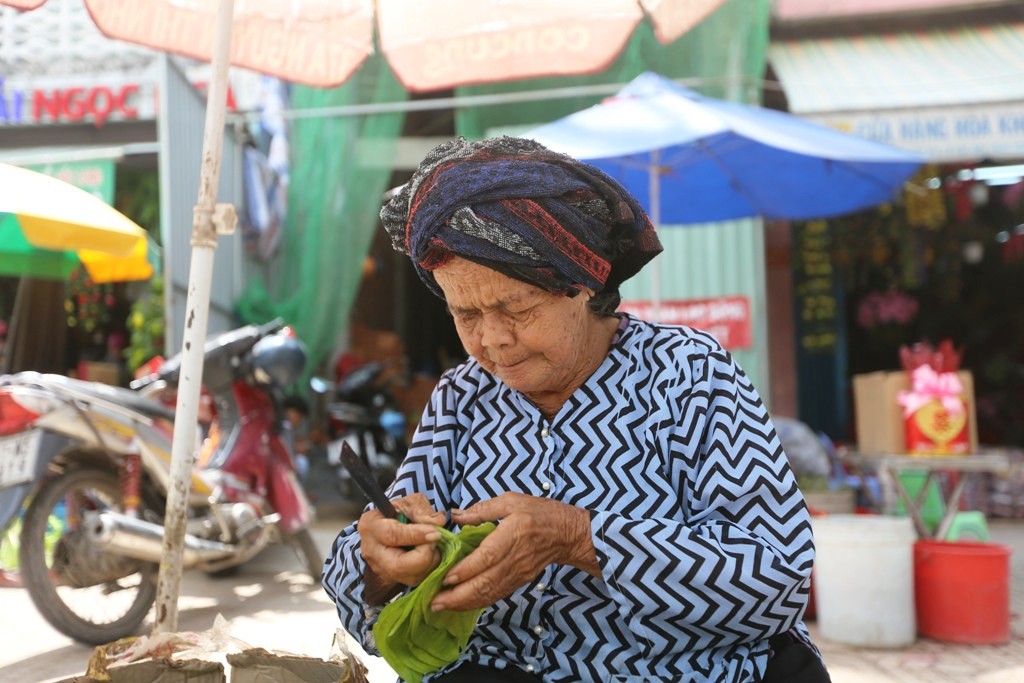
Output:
[{"xmin": 324, "ymin": 137, "xmax": 828, "ymax": 683}]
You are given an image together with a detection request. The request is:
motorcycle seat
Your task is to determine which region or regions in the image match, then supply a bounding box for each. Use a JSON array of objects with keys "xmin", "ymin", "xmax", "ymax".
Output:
[
  {"xmin": 47, "ymin": 374, "xmax": 177, "ymax": 422},
  {"xmin": 97, "ymin": 386, "xmax": 177, "ymax": 422}
]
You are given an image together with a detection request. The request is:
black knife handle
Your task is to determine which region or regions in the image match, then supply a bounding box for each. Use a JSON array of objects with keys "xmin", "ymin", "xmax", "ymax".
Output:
[{"xmin": 340, "ymin": 442, "xmax": 406, "ymax": 522}]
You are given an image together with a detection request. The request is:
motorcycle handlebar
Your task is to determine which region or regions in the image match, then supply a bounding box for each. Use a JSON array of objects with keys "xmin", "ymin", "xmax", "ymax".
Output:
[{"xmin": 130, "ymin": 318, "xmax": 286, "ymax": 391}]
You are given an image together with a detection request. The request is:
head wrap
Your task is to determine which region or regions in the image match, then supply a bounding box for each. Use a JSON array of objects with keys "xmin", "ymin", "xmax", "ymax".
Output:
[{"xmin": 380, "ymin": 136, "xmax": 662, "ymax": 300}]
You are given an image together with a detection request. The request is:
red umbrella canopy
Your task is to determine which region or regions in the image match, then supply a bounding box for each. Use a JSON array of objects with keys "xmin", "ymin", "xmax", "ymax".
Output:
[{"xmin": 3, "ymin": 0, "xmax": 727, "ymax": 90}]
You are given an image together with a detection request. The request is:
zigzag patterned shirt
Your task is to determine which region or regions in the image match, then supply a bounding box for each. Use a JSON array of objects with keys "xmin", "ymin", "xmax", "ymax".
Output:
[{"xmin": 324, "ymin": 315, "xmax": 816, "ymax": 682}]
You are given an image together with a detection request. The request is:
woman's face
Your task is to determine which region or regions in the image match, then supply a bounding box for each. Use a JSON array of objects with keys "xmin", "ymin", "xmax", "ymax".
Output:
[{"xmin": 433, "ymin": 257, "xmax": 609, "ymax": 403}]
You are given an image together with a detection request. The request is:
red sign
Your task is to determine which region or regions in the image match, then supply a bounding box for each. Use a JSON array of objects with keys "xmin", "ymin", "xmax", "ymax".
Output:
[
  {"xmin": 0, "ymin": 78, "xmax": 240, "ymax": 128},
  {"xmin": 620, "ymin": 295, "xmax": 752, "ymax": 350},
  {"xmin": 32, "ymin": 84, "xmax": 139, "ymax": 128}
]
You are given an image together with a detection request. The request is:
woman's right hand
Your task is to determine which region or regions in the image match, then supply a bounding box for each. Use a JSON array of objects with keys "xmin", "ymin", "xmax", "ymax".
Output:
[{"xmin": 359, "ymin": 493, "xmax": 447, "ymax": 602}]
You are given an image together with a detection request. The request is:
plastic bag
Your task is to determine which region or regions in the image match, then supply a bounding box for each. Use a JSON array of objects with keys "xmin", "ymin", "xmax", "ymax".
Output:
[
  {"xmin": 373, "ymin": 523, "xmax": 496, "ymax": 683},
  {"xmin": 86, "ymin": 614, "xmax": 252, "ymax": 680},
  {"xmin": 774, "ymin": 416, "xmax": 831, "ymax": 478}
]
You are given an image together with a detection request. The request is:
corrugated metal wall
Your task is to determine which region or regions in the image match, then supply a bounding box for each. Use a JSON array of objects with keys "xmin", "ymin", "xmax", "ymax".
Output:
[
  {"xmin": 619, "ymin": 218, "xmax": 771, "ymax": 402},
  {"xmin": 157, "ymin": 55, "xmax": 244, "ymax": 356}
]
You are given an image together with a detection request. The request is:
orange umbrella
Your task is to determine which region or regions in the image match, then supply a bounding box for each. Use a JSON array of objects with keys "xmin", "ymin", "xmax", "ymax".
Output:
[{"xmin": 64, "ymin": 0, "xmax": 727, "ymax": 91}]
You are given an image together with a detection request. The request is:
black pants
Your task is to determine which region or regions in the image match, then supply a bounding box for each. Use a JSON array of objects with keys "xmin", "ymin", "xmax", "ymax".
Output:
[
  {"xmin": 433, "ymin": 634, "xmax": 831, "ymax": 683},
  {"xmin": 433, "ymin": 662, "xmax": 543, "ymax": 683},
  {"xmin": 760, "ymin": 632, "xmax": 832, "ymax": 683}
]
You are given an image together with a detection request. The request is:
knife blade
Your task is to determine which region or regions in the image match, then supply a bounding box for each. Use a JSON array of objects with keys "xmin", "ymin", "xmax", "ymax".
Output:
[{"xmin": 340, "ymin": 441, "xmax": 405, "ymax": 522}]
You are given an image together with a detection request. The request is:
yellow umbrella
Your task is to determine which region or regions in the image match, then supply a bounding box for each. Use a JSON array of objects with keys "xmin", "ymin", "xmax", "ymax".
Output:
[
  {"xmin": 78, "ymin": 237, "xmax": 155, "ymax": 284},
  {"xmin": 0, "ymin": 162, "xmax": 153, "ymax": 283}
]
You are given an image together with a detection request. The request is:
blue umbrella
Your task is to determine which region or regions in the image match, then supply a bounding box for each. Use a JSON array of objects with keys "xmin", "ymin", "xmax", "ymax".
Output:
[
  {"xmin": 527, "ymin": 71, "xmax": 924, "ymax": 316},
  {"xmin": 527, "ymin": 71, "xmax": 923, "ymax": 224}
]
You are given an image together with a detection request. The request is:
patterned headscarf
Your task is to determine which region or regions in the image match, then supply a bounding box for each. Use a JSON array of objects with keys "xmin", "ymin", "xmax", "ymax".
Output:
[{"xmin": 380, "ymin": 136, "xmax": 662, "ymax": 301}]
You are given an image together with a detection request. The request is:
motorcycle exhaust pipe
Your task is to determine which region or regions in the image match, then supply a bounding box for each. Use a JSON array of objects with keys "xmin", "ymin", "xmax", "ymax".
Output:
[{"xmin": 84, "ymin": 511, "xmax": 237, "ymax": 567}]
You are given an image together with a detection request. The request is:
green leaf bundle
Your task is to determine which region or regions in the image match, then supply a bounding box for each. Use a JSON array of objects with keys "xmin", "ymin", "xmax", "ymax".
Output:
[{"xmin": 373, "ymin": 522, "xmax": 496, "ymax": 683}]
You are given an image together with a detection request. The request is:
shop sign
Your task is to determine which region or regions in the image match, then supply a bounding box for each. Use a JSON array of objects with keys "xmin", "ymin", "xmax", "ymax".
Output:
[
  {"xmin": 812, "ymin": 101, "xmax": 1024, "ymax": 162},
  {"xmin": 620, "ymin": 295, "xmax": 752, "ymax": 349},
  {"xmin": 27, "ymin": 159, "xmax": 115, "ymax": 204},
  {"xmin": 31, "ymin": 83, "xmax": 142, "ymax": 128},
  {"xmin": 0, "ymin": 76, "xmax": 148, "ymax": 128},
  {"xmin": 0, "ymin": 74, "xmax": 243, "ymax": 128},
  {"xmin": 792, "ymin": 221, "xmax": 838, "ymax": 353}
]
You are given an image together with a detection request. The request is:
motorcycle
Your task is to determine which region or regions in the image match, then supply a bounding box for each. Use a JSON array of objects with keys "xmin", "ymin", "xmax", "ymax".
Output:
[
  {"xmin": 312, "ymin": 361, "xmax": 407, "ymax": 501},
  {"xmin": 0, "ymin": 319, "xmax": 321, "ymax": 645}
]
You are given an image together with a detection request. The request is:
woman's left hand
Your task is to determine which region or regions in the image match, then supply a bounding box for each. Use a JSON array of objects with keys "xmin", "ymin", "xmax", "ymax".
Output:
[{"xmin": 431, "ymin": 492, "xmax": 598, "ymax": 612}]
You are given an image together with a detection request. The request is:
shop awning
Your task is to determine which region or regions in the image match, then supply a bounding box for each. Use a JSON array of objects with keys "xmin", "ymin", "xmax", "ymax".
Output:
[
  {"xmin": 769, "ymin": 23, "xmax": 1024, "ymax": 161},
  {"xmin": 769, "ymin": 23, "xmax": 1024, "ymax": 115}
]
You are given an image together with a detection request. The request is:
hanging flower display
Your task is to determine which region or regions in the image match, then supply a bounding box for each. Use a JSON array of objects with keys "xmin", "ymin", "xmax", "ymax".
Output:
[
  {"xmin": 64, "ymin": 267, "xmax": 113, "ymax": 333},
  {"xmin": 124, "ymin": 275, "xmax": 165, "ymax": 373},
  {"xmin": 856, "ymin": 290, "xmax": 919, "ymax": 330},
  {"xmin": 904, "ymin": 165, "xmax": 946, "ymax": 230}
]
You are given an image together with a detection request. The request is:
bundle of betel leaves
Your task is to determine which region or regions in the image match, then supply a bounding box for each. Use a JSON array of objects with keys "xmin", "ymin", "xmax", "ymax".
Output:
[{"xmin": 373, "ymin": 523, "xmax": 497, "ymax": 683}]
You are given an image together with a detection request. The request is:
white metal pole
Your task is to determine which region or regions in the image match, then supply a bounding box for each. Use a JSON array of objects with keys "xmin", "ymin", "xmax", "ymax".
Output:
[
  {"xmin": 649, "ymin": 151, "xmax": 662, "ymax": 323},
  {"xmin": 153, "ymin": 0, "xmax": 235, "ymax": 635}
]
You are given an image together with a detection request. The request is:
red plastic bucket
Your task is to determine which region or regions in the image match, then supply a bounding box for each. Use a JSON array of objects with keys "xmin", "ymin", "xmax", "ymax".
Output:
[{"xmin": 914, "ymin": 540, "xmax": 1011, "ymax": 644}]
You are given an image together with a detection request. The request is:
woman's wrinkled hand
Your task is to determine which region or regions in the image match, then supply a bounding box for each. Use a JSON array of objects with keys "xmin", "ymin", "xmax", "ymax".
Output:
[
  {"xmin": 359, "ymin": 493, "xmax": 447, "ymax": 591},
  {"xmin": 430, "ymin": 492, "xmax": 597, "ymax": 613}
]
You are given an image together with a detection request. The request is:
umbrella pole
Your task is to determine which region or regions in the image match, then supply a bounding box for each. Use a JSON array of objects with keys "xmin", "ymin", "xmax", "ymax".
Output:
[
  {"xmin": 650, "ymin": 152, "xmax": 661, "ymax": 322},
  {"xmin": 153, "ymin": 0, "xmax": 236, "ymax": 635}
]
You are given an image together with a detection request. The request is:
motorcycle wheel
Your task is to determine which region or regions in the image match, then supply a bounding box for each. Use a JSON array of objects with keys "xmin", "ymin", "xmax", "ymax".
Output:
[
  {"xmin": 285, "ymin": 528, "xmax": 324, "ymax": 582},
  {"xmin": 20, "ymin": 467, "xmax": 158, "ymax": 645}
]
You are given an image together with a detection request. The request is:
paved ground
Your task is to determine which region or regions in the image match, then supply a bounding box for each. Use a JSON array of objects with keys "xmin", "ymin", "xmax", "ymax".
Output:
[
  {"xmin": 0, "ymin": 514, "xmax": 398, "ymax": 683},
  {"xmin": 810, "ymin": 519, "xmax": 1024, "ymax": 683},
  {"xmin": 1, "ymin": 508, "xmax": 1021, "ymax": 682}
]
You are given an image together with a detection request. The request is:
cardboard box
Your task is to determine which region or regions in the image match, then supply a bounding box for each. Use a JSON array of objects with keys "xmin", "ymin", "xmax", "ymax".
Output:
[
  {"xmin": 853, "ymin": 370, "xmax": 978, "ymax": 455},
  {"xmin": 55, "ymin": 659, "xmax": 224, "ymax": 683},
  {"xmin": 228, "ymin": 649, "xmax": 357, "ymax": 683},
  {"xmin": 109, "ymin": 659, "xmax": 226, "ymax": 683},
  {"xmin": 54, "ymin": 615, "xmax": 368, "ymax": 683},
  {"xmin": 59, "ymin": 650, "xmax": 363, "ymax": 683},
  {"xmin": 77, "ymin": 360, "xmax": 122, "ymax": 385}
]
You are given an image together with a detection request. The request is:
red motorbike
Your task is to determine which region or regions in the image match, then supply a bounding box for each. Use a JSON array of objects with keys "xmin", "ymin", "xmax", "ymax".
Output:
[{"xmin": 0, "ymin": 319, "xmax": 321, "ymax": 645}]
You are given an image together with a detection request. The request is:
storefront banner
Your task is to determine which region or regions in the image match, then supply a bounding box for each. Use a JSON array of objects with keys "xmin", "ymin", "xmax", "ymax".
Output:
[
  {"xmin": 0, "ymin": 74, "xmax": 152, "ymax": 128},
  {"xmin": 812, "ymin": 101, "xmax": 1024, "ymax": 162},
  {"xmin": 26, "ymin": 159, "xmax": 115, "ymax": 204},
  {"xmin": 620, "ymin": 295, "xmax": 752, "ymax": 349},
  {"xmin": 0, "ymin": 68, "xmax": 258, "ymax": 128}
]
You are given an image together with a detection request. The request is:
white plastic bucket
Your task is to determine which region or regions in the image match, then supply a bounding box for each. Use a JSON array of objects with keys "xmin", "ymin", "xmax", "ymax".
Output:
[{"xmin": 812, "ymin": 514, "xmax": 916, "ymax": 647}]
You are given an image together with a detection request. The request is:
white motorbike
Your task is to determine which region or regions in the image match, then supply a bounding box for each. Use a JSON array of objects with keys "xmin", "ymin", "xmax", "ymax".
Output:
[{"xmin": 0, "ymin": 320, "xmax": 321, "ymax": 645}]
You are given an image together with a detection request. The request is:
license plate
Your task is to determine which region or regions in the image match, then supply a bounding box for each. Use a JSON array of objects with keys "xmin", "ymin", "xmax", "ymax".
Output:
[{"xmin": 0, "ymin": 431, "xmax": 42, "ymax": 488}]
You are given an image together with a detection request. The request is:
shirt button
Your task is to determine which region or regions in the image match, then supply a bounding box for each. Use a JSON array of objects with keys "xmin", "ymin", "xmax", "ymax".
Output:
[
  {"xmin": 535, "ymin": 582, "xmax": 546, "ymax": 592},
  {"xmin": 541, "ymin": 427, "xmax": 549, "ymax": 437},
  {"xmin": 532, "ymin": 625, "xmax": 544, "ymax": 635},
  {"xmin": 541, "ymin": 481, "xmax": 551, "ymax": 491},
  {"xmin": 525, "ymin": 664, "xmax": 535, "ymax": 673}
]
